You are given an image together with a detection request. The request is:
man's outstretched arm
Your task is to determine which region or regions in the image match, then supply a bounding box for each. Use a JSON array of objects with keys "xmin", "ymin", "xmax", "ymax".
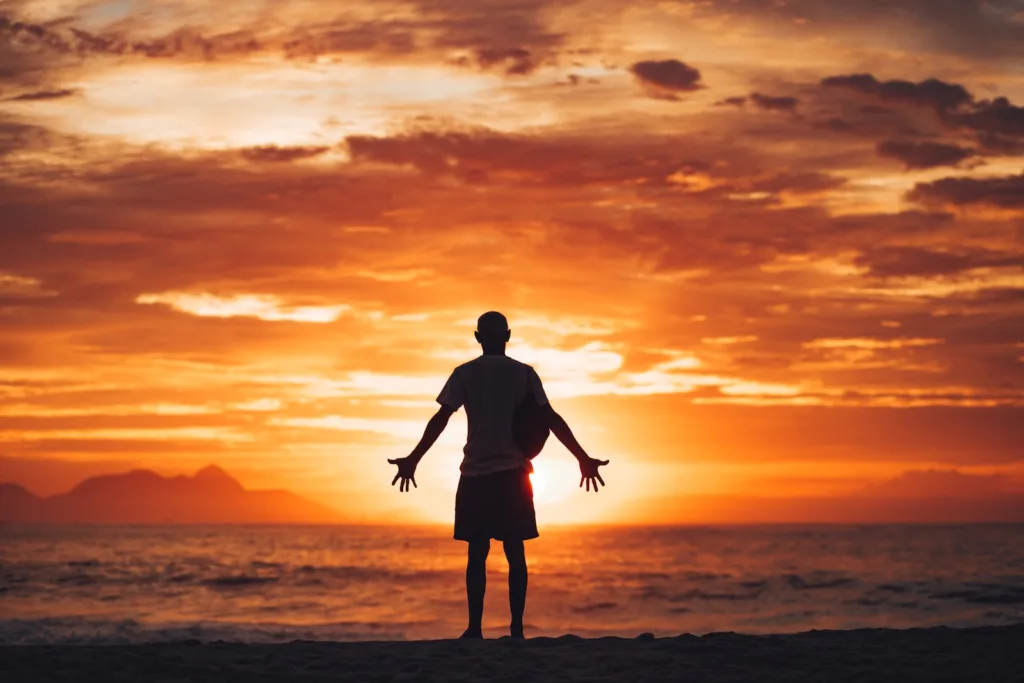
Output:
[
  {"xmin": 409, "ymin": 405, "xmax": 455, "ymax": 463},
  {"xmin": 543, "ymin": 404, "xmax": 609, "ymax": 492},
  {"xmin": 388, "ymin": 405, "xmax": 455, "ymax": 492}
]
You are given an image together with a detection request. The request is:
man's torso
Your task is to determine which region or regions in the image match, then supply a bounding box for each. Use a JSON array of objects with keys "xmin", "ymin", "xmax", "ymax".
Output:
[{"xmin": 438, "ymin": 355, "xmax": 547, "ymax": 477}]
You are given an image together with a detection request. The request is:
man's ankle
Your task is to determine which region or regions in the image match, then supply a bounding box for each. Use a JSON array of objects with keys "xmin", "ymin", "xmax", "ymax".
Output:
[{"xmin": 510, "ymin": 622, "xmax": 524, "ymax": 638}]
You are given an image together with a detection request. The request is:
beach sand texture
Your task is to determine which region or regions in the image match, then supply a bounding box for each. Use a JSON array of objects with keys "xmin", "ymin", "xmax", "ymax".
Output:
[{"xmin": 3, "ymin": 624, "xmax": 1022, "ymax": 683}]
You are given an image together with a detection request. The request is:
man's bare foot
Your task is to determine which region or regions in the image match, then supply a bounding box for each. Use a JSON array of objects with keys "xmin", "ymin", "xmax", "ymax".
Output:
[
  {"xmin": 460, "ymin": 627, "xmax": 483, "ymax": 639},
  {"xmin": 510, "ymin": 623, "xmax": 524, "ymax": 639}
]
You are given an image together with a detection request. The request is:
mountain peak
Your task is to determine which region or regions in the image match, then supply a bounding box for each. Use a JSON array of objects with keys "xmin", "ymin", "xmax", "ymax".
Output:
[
  {"xmin": 190, "ymin": 465, "xmax": 245, "ymax": 492},
  {"xmin": 69, "ymin": 469, "xmax": 161, "ymax": 496},
  {"xmin": 0, "ymin": 482, "xmax": 40, "ymax": 500},
  {"xmin": 195, "ymin": 464, "xmax": 231, "ymax": 480}
]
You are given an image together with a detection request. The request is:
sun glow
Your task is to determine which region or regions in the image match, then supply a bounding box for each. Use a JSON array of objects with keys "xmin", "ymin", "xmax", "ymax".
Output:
[{"xmin": 529, "ymin": 459, "xmax": 581, "ymax": 507}]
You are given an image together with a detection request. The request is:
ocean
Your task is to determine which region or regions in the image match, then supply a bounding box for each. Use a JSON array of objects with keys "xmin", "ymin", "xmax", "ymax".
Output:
[{"xmin": 1, "ymin": 524, "xmax": 1022, "ymax": 644}]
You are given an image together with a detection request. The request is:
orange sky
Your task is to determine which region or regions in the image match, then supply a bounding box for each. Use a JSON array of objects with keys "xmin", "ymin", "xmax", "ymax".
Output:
[{"xmin": 1, "ymin": 0, "xmax": 1023, "ymax": 523}]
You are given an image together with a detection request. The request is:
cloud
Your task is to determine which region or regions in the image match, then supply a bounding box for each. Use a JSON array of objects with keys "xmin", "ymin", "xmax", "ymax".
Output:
[
  {"xmin": 136, "ymin": 292, "xmax": 350, "ymax": 323},
  {"xmin": 958, "ymin": 97, "xmax": 1024, "ymax": 152},
  {"xmin": 0, "ymin": 16, "xmax": 244, "ymax": 62},
  {"xmin": 803, "ymin": 338, "xmax": 943, "ymax": 350},
  {"xmin": 0, "ymin": 0, "xmax": 568, "ymax": 88},
  {"xmin": 0, "ymin": 120, "xmax": 57, "ymax": 157},
  {"xmin": 629, "ymin": 59, "xmax": 703, "ymax": 99},
  {"xmin": 342, "ymin": 128, "xmax": 849, "ymax": 202},
  {"xmin": 716, "ymin": 93, "xmax": 797, "ymax": 112},
  {"xmin": 749, "ymin": 171, "xmax": 844, "ymax": 194},
  {"xmin": 239, "ymin": 145, "xmax": 331, "ymax": 163},
  {"xmin": 719, "ymin": 381, "xmax": 800, "ymax": 397},
  {"xmin": 0, "ymin": 14, "xmax": 413, "ymax": 64},
  {"xmin": 0, "ymin": 402, "xmax": 219, "ymax": 417},
  {"xmin": 793, "ymin": 337, "xmax": 950, "ymax": 376},
  {"xmin": 907, "ymin": 171, "xmax": 1024, "ymax": 209},
  {"xmin": 854, "ymin": 247, "xmax": 1023, "ymax": 278},
  {"xmin": 5, "ymin": 88, "xmax": 78, "ymax": 101},
  {"xmin": 818, "ymin": 72, "xmax": 1024, "ymax": 155},
  {"xmin": 344, "ymin": 129, "xmax": 688, "ymax": 187},
  {"xmin": 960, "ymin": 97, "xmax": 1024, "ymax": 135},
  {"xmin": 822, "ymin": 73, "xmax": 973, "ymax": 112},
  {"xmin": 269, "ymin": 415, "xmax": 428, "ymax": 440},
  {"xmin": 750, "ymin": 92, "xmax": 798, "ymax": 112},
  {"xmin": 0, "ymin": 272, "xmax": 54, "ymax": 298},
  {"xmin": 682, "ymin": 0, "xmax": 1024, "ymax": 60},
  {"xmin": 716, "ymin": 96, "xmax": 747, "ymax": 107},
  {"xmin": 876, "ymin": 140, "xmax": 975, "ymax": 169},
  {"xmin": 0, "ymin": 427, "xmax": 249, "ymax": 442},
  {"xmin": 702, "ymin": 336, "xmax": 758, "ymax": 345},
  {"xmin": 470, "ymin": 47, "xmax": 536, "ymax": 75}
]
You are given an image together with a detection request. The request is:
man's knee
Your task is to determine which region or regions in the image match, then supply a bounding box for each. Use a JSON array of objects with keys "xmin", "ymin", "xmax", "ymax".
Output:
[
  {"xmin": 503, "ymin": 540, "xmax": 526, "ymax": 566},
  {"xmin": 468, "ymin": 538, "xmax": 490, "ymax": 564}
]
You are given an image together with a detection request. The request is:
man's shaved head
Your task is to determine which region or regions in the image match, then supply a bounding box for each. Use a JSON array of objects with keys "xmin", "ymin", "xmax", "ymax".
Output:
[
  {"xmin": 475, "ymin": 311, "xmax": 510, "ymax": 349},
  {"xmin": 477, "ymin": 311, "xmax": 509, "ymax": 337}
]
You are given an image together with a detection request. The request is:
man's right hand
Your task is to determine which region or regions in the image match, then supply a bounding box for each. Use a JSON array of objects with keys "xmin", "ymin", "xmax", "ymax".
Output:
[
  {"xmin": 579, "ymin": 456, "xmax": 609, "ymax": 492},
  {"xmin": 388, "ymin": 456, "xmax": 418, "ymax": 492}
]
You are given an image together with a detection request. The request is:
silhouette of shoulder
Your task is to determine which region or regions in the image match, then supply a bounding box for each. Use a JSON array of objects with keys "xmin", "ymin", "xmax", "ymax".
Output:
[
  {"xmin": 455, "ymin": 355, "xmax": 531, "ymax": 372},
  {"xmin": 439, "ymin": 356, "xmax": 547, "ymax": 413}
]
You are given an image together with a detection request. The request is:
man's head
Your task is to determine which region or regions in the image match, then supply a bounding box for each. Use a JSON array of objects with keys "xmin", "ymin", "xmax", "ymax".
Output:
[{"xmin": 475, "ymin": 311, "xmax": 510, "ymax": 348}]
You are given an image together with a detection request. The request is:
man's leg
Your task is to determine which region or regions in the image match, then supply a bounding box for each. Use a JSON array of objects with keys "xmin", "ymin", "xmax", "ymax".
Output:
[
  {"xmin": 462, "ymin": 537, "xmax": 489, "ymax": 638},
  {"xmin": 503, "ymin": 540, "xmax": 527, "ymax": 638}
]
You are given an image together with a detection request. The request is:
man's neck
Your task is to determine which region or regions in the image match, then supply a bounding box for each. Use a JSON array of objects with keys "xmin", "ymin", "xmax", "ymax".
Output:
[{"xmin": 480, "ymin": 345, "xmax": 506, "ymax": 356}]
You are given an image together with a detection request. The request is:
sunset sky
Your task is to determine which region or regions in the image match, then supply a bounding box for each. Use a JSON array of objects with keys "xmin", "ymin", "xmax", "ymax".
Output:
[{"xmin": 1, "ymin": 0, "xmax": 1022, "ymax": 524}]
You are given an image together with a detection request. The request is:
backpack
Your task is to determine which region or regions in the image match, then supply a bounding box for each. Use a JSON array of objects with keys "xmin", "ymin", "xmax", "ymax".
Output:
[{"xmin": 512, "ymin": 369, "xmax": 550, "ymax": 459}]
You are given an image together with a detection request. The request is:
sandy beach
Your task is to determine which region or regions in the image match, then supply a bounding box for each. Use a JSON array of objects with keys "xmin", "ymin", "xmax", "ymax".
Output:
[{"xmin": 3, "ymin": 624, "xmax": 1022, "ymax": 683}]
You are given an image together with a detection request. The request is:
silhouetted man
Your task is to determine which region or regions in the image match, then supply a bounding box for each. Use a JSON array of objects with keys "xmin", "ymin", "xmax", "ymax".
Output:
[{"xmin": 388, "ymin": 311, "xmax": 609, "ymax": 639}]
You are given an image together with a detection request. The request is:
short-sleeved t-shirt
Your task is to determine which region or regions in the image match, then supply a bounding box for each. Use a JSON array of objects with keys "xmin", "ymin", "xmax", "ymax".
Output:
[{"xmin": 436, "ymin": 354, "xmax": 549, "ymax": 477}]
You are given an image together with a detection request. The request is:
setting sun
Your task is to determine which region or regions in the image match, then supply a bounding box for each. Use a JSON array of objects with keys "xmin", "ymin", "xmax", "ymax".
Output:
[{"xmin": 529, "ymin": 459, "xmax": 581, "ymax": 507}]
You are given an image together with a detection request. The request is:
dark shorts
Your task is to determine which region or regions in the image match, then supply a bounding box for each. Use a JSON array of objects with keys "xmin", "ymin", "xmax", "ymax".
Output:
[{"xmin": 454, "ymin": 466, "xmax": 539, "ymax": 542}]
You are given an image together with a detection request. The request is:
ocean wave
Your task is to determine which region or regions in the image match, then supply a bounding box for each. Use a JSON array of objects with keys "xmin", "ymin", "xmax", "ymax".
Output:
[
  {"xmin": 55, "ymin": 573, "xmax": 99, "ymax": 585},
  {"xmin": 929, "ymin": 584, "xmax": 1024, "ymax": 605},
  {"xmin": 66, "ymin": 560, "xmax": 101, "ymax": 568},
  {"xmin": 635, "ymin": 586, "xmax": 764, "ymax": 602},
  {"xmin": 679, "ymin": 589, "xmax": 764, "ymax": 602},
  {"xmin": 877, "ymin": 583, "xmax": 913, "ymax": 593},
  {"xmin": 784, "ymin": 574, "xmax": 857, "ymax": 590},
  {"xmin": 202, "ymin": 575, "xmax": 279, "ymax": 588},
  {"xmin": 0, "ymin": 617, "xmax": 410, "ymax": 645},
  {"xmin": 571, "ymin": 602, "xmax": 618, "ymax": 613},
  {"xmin": 250, "ymin": 561, "xmax": 283, "ymax": 569}
]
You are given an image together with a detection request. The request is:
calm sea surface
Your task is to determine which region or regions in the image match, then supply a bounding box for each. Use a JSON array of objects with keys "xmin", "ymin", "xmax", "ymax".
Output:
[{"xmin": 1, "ymin": 524, "xmax": 1022, "ymax": 644}]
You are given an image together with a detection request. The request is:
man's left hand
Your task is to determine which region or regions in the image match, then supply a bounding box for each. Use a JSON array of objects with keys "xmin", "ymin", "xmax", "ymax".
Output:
[{"xmin": 579, "ymin": 456, "xmax": 609, "ymax": 493}]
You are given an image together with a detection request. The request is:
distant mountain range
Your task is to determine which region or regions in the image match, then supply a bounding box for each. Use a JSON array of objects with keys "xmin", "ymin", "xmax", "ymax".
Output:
[{"xmin": 0, "ymin": 466, "xmax": 343, "ymax": 523}]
